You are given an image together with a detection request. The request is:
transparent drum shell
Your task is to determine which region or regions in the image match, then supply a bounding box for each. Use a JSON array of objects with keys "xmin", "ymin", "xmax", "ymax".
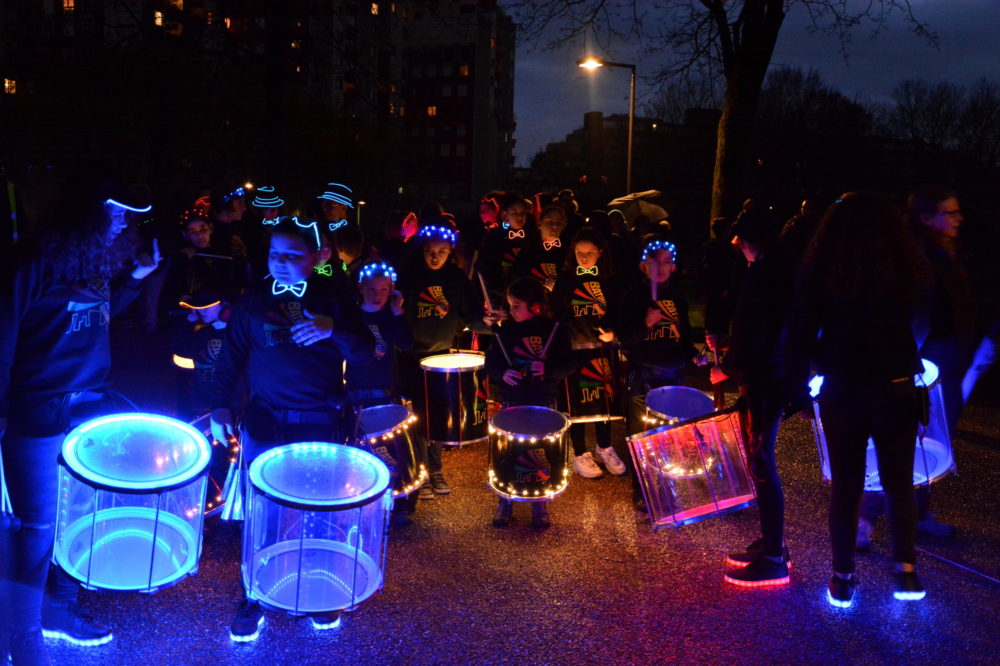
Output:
[
  {"xmin": 243, "ymin": 443, "xmax": 392, "ymax": 616},
  {"xmin": 54, "ymin": 413, "xmax": 211, "ymax": 593},
  {"xmin": 628, "ymin": 408, "xmax": 756, "ymax": 531}
]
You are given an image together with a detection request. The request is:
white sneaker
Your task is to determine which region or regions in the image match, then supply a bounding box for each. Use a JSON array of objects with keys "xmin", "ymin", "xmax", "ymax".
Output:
[
  {"xmin": 595, "ymin": 444, "xmax": 627, "ymax": 476},
  {"xmin": 573, "ymin": 452, "xmax": 603, "ymax": 478}
]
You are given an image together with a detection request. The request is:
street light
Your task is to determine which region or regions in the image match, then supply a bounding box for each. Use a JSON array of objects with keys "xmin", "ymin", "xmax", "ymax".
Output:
[
  {"xmin": 577, "ymin": 56, "xmax": 636, "ymax": 195},
  {"xmin": 356, "ymin": 200, "xmax": 366, "ymax": 226}
]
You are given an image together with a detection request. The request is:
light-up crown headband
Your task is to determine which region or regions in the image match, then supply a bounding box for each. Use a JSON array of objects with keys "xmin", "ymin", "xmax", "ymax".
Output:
[
  {"xmin": 222, "ymin": 186, "xmax": 245, "ymax": 203},
  {"xmin": 417, "ymin": 225, "xmax": 457, "ymax": 246},
  {"xmin": 316, "ymin": 182, "xmax": 354, "ymax": 208},
  {"xmin": 357, "ymin": 261, "xmax": 399, "ymax": 284},
  {"xmin": 641, "ymin": 240, "xmax": 677, "ymax": 263}
]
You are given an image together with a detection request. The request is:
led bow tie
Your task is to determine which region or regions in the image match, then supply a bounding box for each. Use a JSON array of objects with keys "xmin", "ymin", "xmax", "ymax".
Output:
[
  {"xmin": 315, "ymin": 264, "xmax": 334, "ymax": 276},
  {"xmin": 272, "ymin": 280, "xmax": 308, "ymax": 298},
  {"xmin": 543, "ymin": 238, "xmax": 561, "ymax": 251},
  {"xmin": 508, "ymin": 229, "xmax": 526, "ymax": 240},
  {"xmin": 576, "ymin": 265, "xmax": 598, "ymax": 276},
  {"xmin": 328, "ymin": 220, "xmax": 348, "ymax": 232}
]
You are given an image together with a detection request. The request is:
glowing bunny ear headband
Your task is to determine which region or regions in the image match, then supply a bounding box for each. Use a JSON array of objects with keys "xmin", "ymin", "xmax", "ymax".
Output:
[
  {"xmin": 417, "ymin": 225, "xmax": 457, "ymax": 246},
  {"xmin": 641, "ymin": 239, "xmax": 677, "ymax": 263},
  {"xmin": 357, "ymin": 261, "xmax": 398, "ymax": 284}
]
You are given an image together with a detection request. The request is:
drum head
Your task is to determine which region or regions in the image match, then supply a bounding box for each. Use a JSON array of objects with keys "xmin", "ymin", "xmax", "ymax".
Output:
[
  {"xmin": 358, "ymin": 404, "xmax": 412, "ymax": 439},
  {"xmin": 646, "ymin": 386, "xmax": 714, "ymax": 423},
  {"xmin": 61, "ymin": 413, "xmax": 211, "ymax": 491},
  {"xmin": 420, "ymin": 352, "xmax": 485, "ymax": 372},
  {"xmin": 249, "ymin": 442, "xmax": 389, "ymax": 507},
  {"xmin": 491, "ymin": 406, "xmax": 568, "ymax": 438}
]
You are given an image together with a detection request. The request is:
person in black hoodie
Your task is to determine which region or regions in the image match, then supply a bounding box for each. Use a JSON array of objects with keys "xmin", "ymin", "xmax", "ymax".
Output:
[
  {"xmin": 485, "ymin": 278, "xmax": 574, "ymax": 528},
  {"xmin": 398, "ymin": 225, "xmax": 488, "ymax": 498},
  {"xmin": 0, "ymin": 182, "xmax": 161, "ymax": 664},
  {"xmin": 209, "ymin": 216, "xmax": 373, "ymax": 641},
  {"xmin": 511, "ymin": 205, "xmax": 568, "ymax": 292},
  {"xmin": 477, "ymin": 193, "xmax": 533, "ymax": 297},
  {"xmin": 709, "ymin": 209, "xmax": 794, "ymax": 587}
]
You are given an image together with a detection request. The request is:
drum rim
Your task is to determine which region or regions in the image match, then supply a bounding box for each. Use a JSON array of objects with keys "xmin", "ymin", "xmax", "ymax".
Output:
[
  {"xmin": 248, "ymin": 442, "xmax": 391, "ymax": 509},
  {"xmin": 626, "ymin": 405, "xmax": 734, "ymax": 442},
  {"xmin": 489, "ymin": 405, "xmax": 570, "ymax": 439},
  {"xmin": 419, "ymin": 350, "xmax": 485, "ymax": 372},
  {"xmin": 61, "ymin": 413, "xmax": 212, "ymax": 492},
  {"xmin": 357, "ymin": 403, "xmax": 414, "ymax": 440},
  {"xmin": 645, "ymin": 386, "xmax": 715, "ymax": 423}
]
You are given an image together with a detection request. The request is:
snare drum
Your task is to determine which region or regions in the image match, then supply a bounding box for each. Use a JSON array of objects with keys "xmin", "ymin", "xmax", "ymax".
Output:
[
  {"xmin": 628, "ymin": 408, "xmax": 756, "ymax": 531},
  {"xmin": 642, "ymin": 386, "xmax": 715, "ymax": 428},
  {"xmin": 244, "ymin": 442, "xmax": 392, "ymax": 615},
  {"xmin": 355, "ymin": 403, "xmax": 426, "ymax": 498},
  {"xmin": 561, "ymin": 348, "xmax": 624, "ymax": 423},
  {"xmin": 810, "ymin": 359, "xmax": 956, "ymax": 490},
  {"xmin": 54, "ymin": 413, "xmax": 212, "ymax": 592},
  {"xmin": 488, "ymin": 406, "xmax": 571, "ymax": 502},
  {"xmin": 420, "ymin": 351, "xmax": 489, "ymax": 446}
]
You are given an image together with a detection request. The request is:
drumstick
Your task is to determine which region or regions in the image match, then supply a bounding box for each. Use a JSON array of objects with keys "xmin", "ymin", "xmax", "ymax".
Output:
[
  {"xmin": 477, "ymin": 271, "xmax": 495, "ymax": 313},
  {"xmin": 467, "ymin": 249, "xmax": 479, "ymax": 279},
  {"xmin": 649, "ymin": 260, "xmax": 658, "ymax": 303},
  {"xmin": 539, "ymin": 321, "xmax": 560, "ymax": 359},
  {"xmin": 493, "ymin": 331, "xmax": 514, "ymax": 366}
]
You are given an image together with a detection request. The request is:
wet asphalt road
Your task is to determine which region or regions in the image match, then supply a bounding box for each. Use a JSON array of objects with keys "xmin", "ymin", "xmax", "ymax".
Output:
[{"xmin": 46, "ymin": 331, "xmax": 1000, "ymax": 666}]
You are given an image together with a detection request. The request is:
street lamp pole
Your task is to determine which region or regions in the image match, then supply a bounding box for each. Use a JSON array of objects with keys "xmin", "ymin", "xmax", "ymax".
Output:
[{"xmin": 578, "ymin": 57, "xmax": 636, "ymax": 195}]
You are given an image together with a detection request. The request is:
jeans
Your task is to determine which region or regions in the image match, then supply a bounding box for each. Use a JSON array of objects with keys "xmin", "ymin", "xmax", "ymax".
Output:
[
  {"xmin": 738, "ymin": 382, "xmax": 785, "ymax": 558},
  {"xmin": 820, "ymin": 379, "xmax": 919, "ymax": 573}
]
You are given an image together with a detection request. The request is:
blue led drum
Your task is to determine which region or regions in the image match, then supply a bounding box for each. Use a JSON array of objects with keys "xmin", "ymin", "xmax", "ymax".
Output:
[
  {"xmin": 643, "ymin": 386, "xmax": 715, "ymax": 427},
  {"xmin": 244, "ymin": 443, "xmax": 392, "ymax": 616},
  {"xmin": 810, "ymin": 359, "xmax": 956, "ymax": 491},
  {"xmin": 54, "ymin": 413, "xmax": 212, "ymax": 593}
]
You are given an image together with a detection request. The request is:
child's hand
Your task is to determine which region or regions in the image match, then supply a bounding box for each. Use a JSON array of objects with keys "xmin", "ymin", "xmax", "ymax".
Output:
[
  {"xmin": 543, "ymin": 278, "xmax": 555, "ymax": 292},
  {"xmin": 390, "ymin": 290, "xmax": 404, "ymax": 316},
  {"xmin": 529, "ymin": 361, "xmax": 544, "ymax": 377},
  {"xmin": 502, "ymin": 369, "xmax": 521, "ymax": 386},
  {"xmin": 597, "ymin": 328, "xmax": 615, "ymax": 343},
  {"xmin": 291, "ymin": 309, "xmax": 334, "ymax": 346},
  {"xmin": 645, "ymin": 306, "xmax": 664, "ymax": 328},
  {"xmin": 210, "ymin": 408, "xmax": 235, "ymax": 444},
  {"xmin": 483, "ymin": 310, "xmax": 508, "ymax": 327}
]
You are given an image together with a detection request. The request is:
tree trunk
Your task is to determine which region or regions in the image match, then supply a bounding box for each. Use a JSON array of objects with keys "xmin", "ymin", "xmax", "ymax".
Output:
[{"xmin": 710, "ymin": 0, "xmax": 785, "ymax": 222}]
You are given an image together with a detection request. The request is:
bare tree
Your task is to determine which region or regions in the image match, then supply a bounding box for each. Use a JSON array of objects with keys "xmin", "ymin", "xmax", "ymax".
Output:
[{"xmin": 505, "ymin": 0, "xmax": 934, "ymax": 220}]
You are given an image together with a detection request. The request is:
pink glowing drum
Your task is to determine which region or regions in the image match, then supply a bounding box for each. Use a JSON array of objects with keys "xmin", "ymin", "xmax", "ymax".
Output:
[
  {"xmin": 628, "ymin": 407, "xmax": 756, "ymax": 531},
  {"xmin": 420, "ymin": 351, "xmax": 489, "ymax": 446},
  {"xmin": 810, "ymin": 359, "xmax": 956, "ymax": 491},
  {"xmin": 487, "ymin": 406, "xmax": 571, "ymax": 502}
]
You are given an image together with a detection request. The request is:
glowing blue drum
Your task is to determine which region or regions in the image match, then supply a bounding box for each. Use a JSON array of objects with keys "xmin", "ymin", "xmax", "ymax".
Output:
[
  {"xmin": 643, "ymin": 386, "xmax": 715, "ymax": 428},
  {"xmin": 54, "ymin": 413, "xmax": 212, "ymax": 593},
  {"xmin": 243, "ymin": 443, "xmax": 392, "ymax": 615},
  {"xmin": 810, "ymin": 359, "xmax": 956, "ymax": 491}
]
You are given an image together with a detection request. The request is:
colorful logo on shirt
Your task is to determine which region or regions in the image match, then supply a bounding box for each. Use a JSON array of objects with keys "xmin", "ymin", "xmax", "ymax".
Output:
[
  {"xmin": 646, "ymin": 299, "xmax": 681, "ymax": 341},
  {"xmin": 369, "ymin": 323, "xmax": 387, "ymax": 359},
  {"xmin": 417, "ymin": 286, "xmax": 450, "ymax": 319},
  {"xmin": 530, "ymin": 263, "xmax": 559, "ymax": 282},
  {"xmin": 571, "ymin": 281, "xmax": 606, "ymax": 318},
  {"xmin": 64, "ymin": 279, "xmax": 111, "ymax": 334},
  {"xmin": 474, "ymin": 381, "xmax": 489, "ymax": 425},
  {"xmin": 576, "ymin": 357, "xmax": 615, "ymax": 403}
]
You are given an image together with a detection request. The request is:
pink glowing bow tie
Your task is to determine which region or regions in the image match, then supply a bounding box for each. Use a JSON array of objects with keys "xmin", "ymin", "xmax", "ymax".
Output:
[
  {"xmin": 508, "ymin": 229, "xmax": 525, "ymax": 240},
  {"xmin": 272, "ymin": 280, "xmax": 308, "ymax": 297},
  {"xmin": 576, "ymin": 265, "xmax": 598, "ymax": 276},
  {"xmin": 543, "ymin": 238, "xmax": 561, "ymax": 250}
]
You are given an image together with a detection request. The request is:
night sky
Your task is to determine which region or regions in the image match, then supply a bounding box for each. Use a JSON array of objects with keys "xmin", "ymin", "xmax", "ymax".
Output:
[{"xmin": 512, "ymin": 0, "xmax": 1000, "ymax": 166}]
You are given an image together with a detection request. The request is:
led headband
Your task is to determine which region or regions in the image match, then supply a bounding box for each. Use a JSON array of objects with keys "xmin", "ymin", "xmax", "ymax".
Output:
[
  {"xmin": 641, "ymin": 240, "xmax": 677, "ymax": 263},
  {"xmin": 357, "ymin": 261, "xmax": 399, "ymax": 284},
  {"xmin": 417, "ymin": 225, "xmax": 457, "ymax": 246},
  {"xmin": 105, "ymin": 198, "xmax": 152, "ymax": 214}
]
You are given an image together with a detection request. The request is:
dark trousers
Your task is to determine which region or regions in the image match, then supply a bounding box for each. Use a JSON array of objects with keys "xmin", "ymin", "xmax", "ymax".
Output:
[
  {"xmin": 398, "ymin": 351, "xmax": 442, "ymax": 473},
  {"xmin": 738, "ymin": 383, "xmax": 785, "ymax": 558},
  {"xmin": 820, "ymin": 380, "xmax": 919, "ymax": 573}
]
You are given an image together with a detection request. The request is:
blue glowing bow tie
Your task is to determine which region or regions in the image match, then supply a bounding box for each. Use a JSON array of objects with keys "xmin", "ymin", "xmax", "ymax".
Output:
[
  {"xmin": 543, "ymin": 238, "xmax": 561, "ymax": 251},
  {"xmin": 508, "ymin": 229, "xmax": 525, "ymax": 240},
  {"xmin": 272, "ymin": 280, "xmax": 308, "ymax": 298},
  {"xmin": 328, "ymin": 220, "xmax": 348, "ymax": 232},
  {"xmin": 315, "ymin": 264, "xmax": 334, "ymax": 276},
  {"xmin": 576, "ymin": 265, "xmax": 598, "ymax": 276}
]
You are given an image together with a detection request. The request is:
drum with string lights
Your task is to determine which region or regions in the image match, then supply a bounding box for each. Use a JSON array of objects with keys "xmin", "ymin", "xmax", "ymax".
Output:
[
  {"xmin": 354, "ymin": 403, "xmax": 426, "ymax": 498},
  {"xmin": 488, "ymin": 406, "xmax": 571, "ymax": 502},
  {"xmin": 420, "ymin": 351, "xmax": 489, "ymax": 446},
  {"xmin": 54, "ymin": 413, "xmax": 211, "ymax": 593}
]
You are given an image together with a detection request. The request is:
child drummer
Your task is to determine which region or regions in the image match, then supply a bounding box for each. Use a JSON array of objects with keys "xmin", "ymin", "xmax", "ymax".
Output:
[
  {"xmin": 484, "ymin": 278, "xmax": 573, "ymax": 528},
  {"xmin": 209, "ymin": 216, "xmax": 374, "ymax": 641},
  {"xmin": 618, "ymin": 239, "xmax": 703, "ymax": 510}
]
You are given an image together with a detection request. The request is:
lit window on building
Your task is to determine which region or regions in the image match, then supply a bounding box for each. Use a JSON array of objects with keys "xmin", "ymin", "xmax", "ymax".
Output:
[
  {"xmin": 224, "ymin": 17, "xmax": 232, "ymax": 29},
  {"xmin": 427, "ymin": 106, "xmax": 437, "ymax": 117},
  {"xmin": 291, "ymin": 40, "xmax": 301, "ymax": 49},
  {"xmin": 371, "ymin": 2, "xmax": 379, "ymax": 15},
  {"xmin": 206, "ymin": 12, "xmax": 213, "ymax": 25},
  {"xmin": 154, "ymin": 11, "xmax": 164, "ymax": 26},
  {"xmin": 459, "ymin": 65, "xmax": 469, "ymax": 77},
  {"xmin": 3, "ymin": 79, "xmax": 16, "ymax": 95},
  {"xmin": 169, "ymin": 0, "xmax": 184, "ymax": 9},
  {"xmin": 295, "ymin": 65, "xmax": 302, "ymax": 73},
  {"xmin": 63, "ymin": 0, "xmax": 74, "ymax": 12},
  {"xmin": 389, "ymin": 102, "xmax": 395, "ymax": 114},
  {"xmin": 399, "ymin": 106, "xmax": 405, "ymax": 117},
  {"xmin": 390, "ymin": 3, "xmax": 397, "ymax": 13}
]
